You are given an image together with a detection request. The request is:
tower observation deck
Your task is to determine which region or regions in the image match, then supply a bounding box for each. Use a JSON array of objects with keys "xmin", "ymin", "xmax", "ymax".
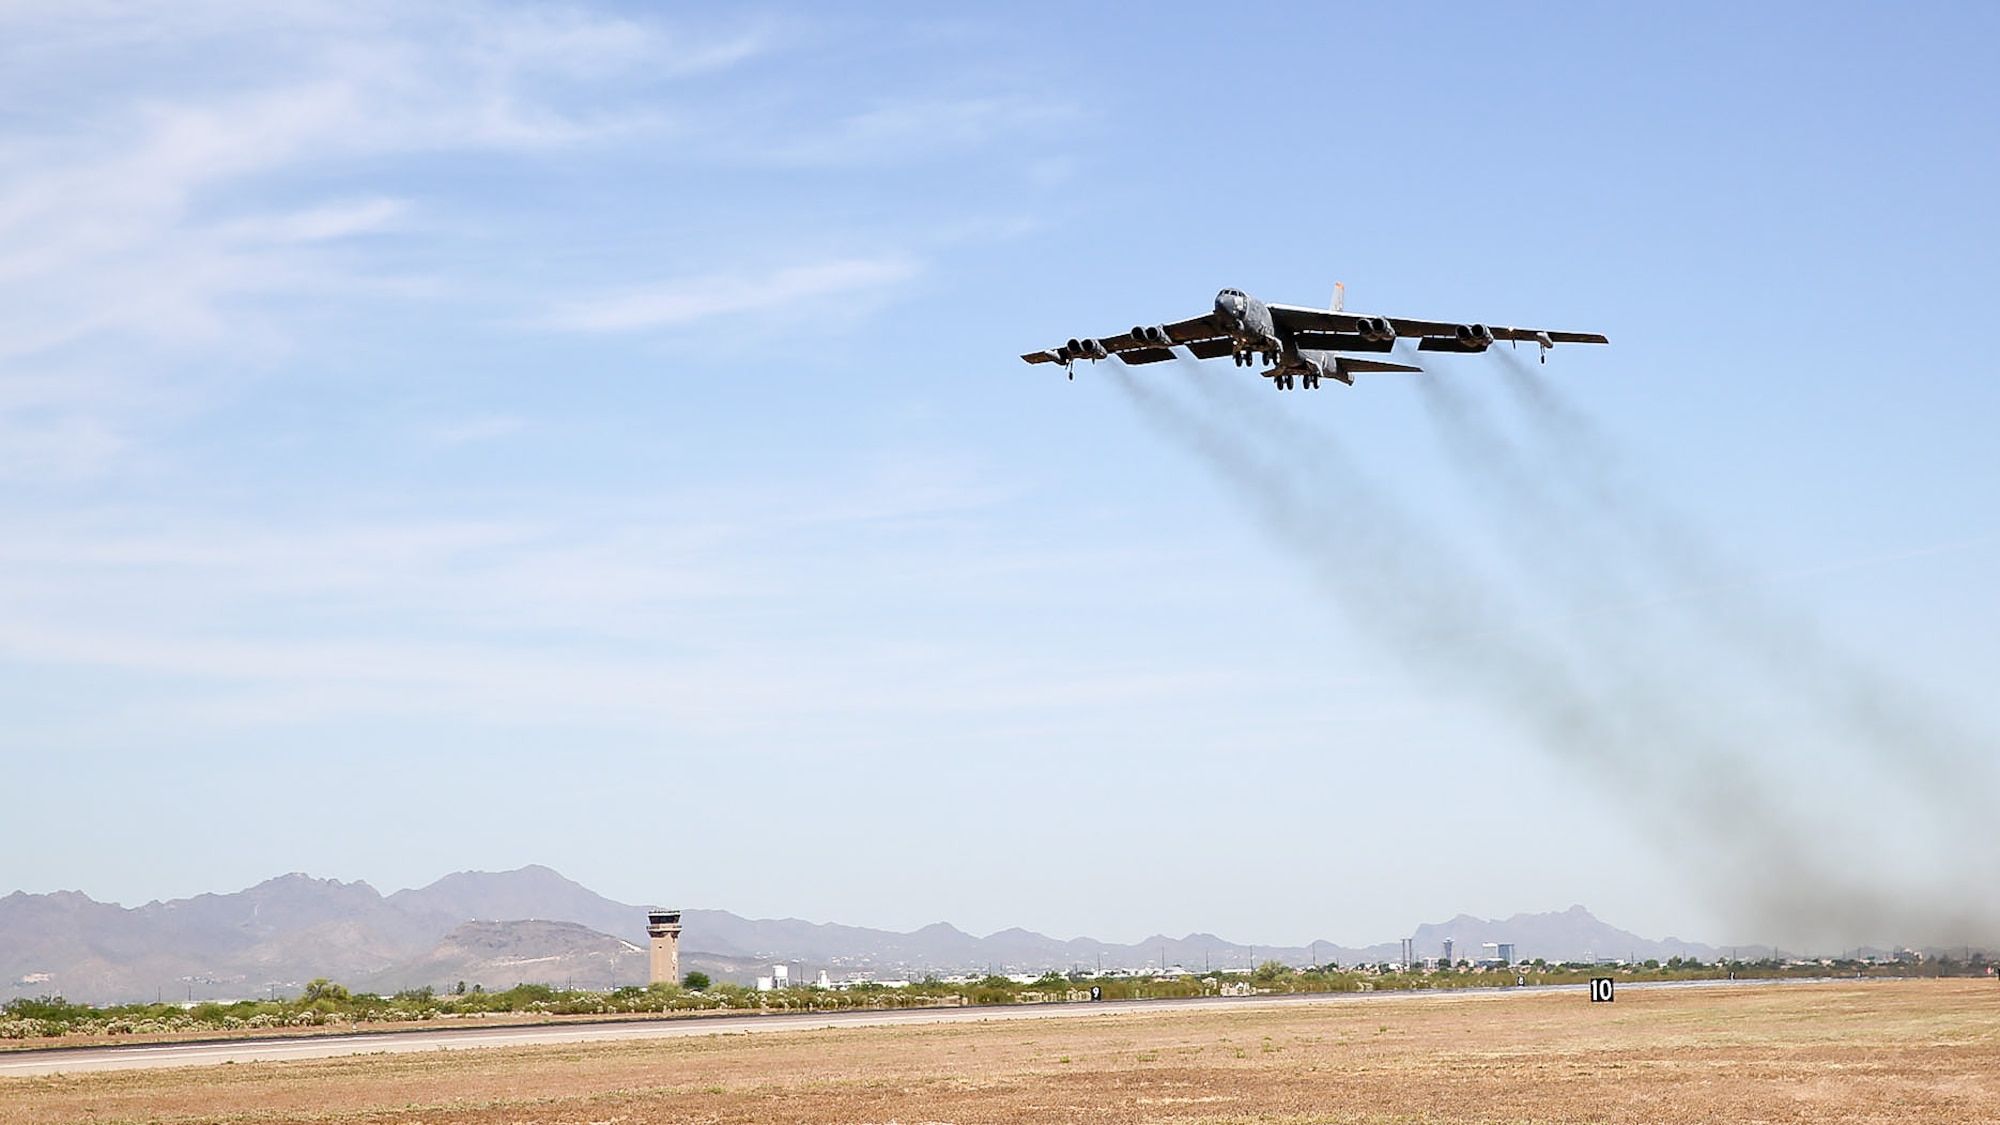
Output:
[{"xmin": 646, "ymin": 909, "xmax": 682, "ymax": 986}]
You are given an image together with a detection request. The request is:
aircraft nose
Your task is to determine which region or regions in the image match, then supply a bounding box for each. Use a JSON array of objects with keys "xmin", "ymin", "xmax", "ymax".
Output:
[{"xmin": 1214, "ymin": 290, "xmax": 1243, "ymax": 321}]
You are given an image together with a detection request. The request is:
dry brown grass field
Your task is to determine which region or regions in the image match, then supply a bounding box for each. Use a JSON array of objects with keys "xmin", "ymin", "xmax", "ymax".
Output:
[{"xmin": 5, "ymin": 980, "xmax": 1997, "ymax": 1124}]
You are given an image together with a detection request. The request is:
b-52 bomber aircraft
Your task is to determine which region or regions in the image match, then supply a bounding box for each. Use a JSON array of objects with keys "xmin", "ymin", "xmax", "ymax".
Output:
[{"xmin": 1022, "ymin": 285, "xmax": 1607, "ymax": 390}]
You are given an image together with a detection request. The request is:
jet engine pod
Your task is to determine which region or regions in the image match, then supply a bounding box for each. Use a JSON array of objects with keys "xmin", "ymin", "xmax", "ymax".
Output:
[
  {"xmin": 1455, "ymin": 323, "xmax": 1495, "ymax": 351},
  {"xmin": 1079, "ymin": 337, "xmax": 1109, "ymax": 360},
  {"xmin": 1357, "ymin": 316, "xmax": 1397, "ymax": 343}
]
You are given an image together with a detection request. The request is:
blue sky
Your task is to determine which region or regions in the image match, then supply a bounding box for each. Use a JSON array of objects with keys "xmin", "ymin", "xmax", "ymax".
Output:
[{"xmin": 3, "ymin": 1, "xmax": 1996, "ymax": 952}]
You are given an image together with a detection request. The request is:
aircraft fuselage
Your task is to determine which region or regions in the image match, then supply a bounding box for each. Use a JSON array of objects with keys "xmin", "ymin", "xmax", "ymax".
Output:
[
  {"xmin": 1213, "ymin": 288, "xmax": 1281, "ymax": 365},
  {"xmin": 1218, "ymin": 288, "xmax": 1339, "ymax": 385}
]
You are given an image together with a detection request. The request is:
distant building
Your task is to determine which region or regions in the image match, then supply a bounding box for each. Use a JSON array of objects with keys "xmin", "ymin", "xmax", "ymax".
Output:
[
  {"xmin": 1441, "ymin": 939, "xmax": 1454, "ymax": 965},
  {"xmin": 1497, "ymin": 943, "xmax": 1516, "ymax": 965},
  {"xmin": 646, "ymin": 909, "xmax": 682, "ymax": 986}
]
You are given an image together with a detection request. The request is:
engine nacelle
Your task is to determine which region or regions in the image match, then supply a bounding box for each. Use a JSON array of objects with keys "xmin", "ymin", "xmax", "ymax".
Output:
[
  {"xmin": 1069, "ymin": 337, "xmax": 1108, "ymax": 360},
  {"xmin": 1455, "ymin": 323, "xmax": 1495, "ymax": 351},
  {"xmin": 1356, "ymin": 316, "xmax": 1397, "ymax": 343},
  {"xmin": 1130, "ymin": 325, "xmax": 1171, "ymax": 346}
]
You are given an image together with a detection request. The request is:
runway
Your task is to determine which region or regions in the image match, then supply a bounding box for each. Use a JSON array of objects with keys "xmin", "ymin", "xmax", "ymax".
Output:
[{"xmin": 0, "ymin": 978, "xmax": 1817, "ymax": 1077}]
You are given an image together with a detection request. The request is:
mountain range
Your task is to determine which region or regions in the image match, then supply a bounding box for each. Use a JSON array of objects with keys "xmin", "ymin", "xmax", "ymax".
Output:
[{"xmin": 1, "ymin": 866, "xmax": 1723, "ymax": 1004}]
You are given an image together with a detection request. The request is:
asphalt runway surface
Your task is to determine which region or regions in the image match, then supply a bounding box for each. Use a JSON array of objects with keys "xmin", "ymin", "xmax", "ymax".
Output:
[{"xmin": 0, "ymin": 978, "xmax": 1825, "ymax": 1077}]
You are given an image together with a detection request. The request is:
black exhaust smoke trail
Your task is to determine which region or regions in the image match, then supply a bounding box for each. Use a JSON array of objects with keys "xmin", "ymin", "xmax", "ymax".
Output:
[
  {"xmin": 1489, "ymin": 350, "xmax": 1997, "ymax": 815},
  {"xmin": 1117, "ymin": 363, "xmax": 1873, "ymax": 934},
  {"xmin": 1407, "ymin": 367, "xmax": 1930, "ymax": 940},
  {"xmin": 1408, "ymin": 355, "xmax": 1998, "ymax": 944},
  {"xmin": 1485, "ymin": 353, "xmax": 2000, "ymax": 869},
  {"xmin": 1112, "ymin": 358, "xmax": 1995, "ymax": 946}
]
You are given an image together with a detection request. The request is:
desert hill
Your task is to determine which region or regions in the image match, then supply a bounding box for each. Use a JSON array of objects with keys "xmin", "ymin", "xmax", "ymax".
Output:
[{"xmin": 0, "ymin": 867, "xmax": 1721, "ymax": 1004}]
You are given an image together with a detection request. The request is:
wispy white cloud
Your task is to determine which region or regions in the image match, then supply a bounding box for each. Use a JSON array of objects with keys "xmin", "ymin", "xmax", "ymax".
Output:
[
  {"xmin": 0, "ymin": 3, "xmax": 783, "ymax": 477},
  {"xmin": 0, "ymin": 12, "xmax": 719, "ymax": 351},
  {"xmin": 0, "ymin": 5, "xmax": 1109, "ymax": 725},
  {"xmin": 212, "ymin": 198, "xmax": 407, "ymax": 244},
  {"xmin": 547, "ymin": 257, "xmax": 920, "ymax": 332},
  {"xmin": 0, "ymin": 461, "xmax": 1227, "ymax": 733},
  {"xmin": 0, "ymin": 5, "xmax": 1083, "ymax": 481}
]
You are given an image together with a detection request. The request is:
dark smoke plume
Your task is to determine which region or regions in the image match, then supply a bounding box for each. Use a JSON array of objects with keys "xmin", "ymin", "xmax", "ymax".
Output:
[
  {"xmin": 1488, "ymin": 350, "xmax": 1996, "ymax": 820},
  {"xmin": 1109, "ymin": 356, "xmax": 1998, "ymax": 949}
]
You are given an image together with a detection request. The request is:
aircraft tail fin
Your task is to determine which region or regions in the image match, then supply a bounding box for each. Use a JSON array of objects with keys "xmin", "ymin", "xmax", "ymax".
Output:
[
  {"xmin": 1336, "ymin": 356, "xmax": 1422, "ymax": 376},
  {"xmin": 1331, "ymin": 282, "xmax": 1345, "ymax": 312}
]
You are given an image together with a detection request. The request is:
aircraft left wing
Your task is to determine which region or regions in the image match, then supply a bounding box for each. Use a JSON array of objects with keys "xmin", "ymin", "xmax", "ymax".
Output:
[
  {"xmin": 1268, "ymin": 303, "xmax": 1607, "ymax": 349},
  {"xmin": 1417, "ymin": 326, "xmax": 1611, "ymax": 353}
]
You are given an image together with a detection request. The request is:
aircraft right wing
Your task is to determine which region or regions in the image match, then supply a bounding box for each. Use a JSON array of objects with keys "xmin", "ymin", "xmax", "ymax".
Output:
[
  {"xmin": 1157, "ymin": 313, "xmax": 1227, "ymax": 345},
  {"xmin": 1020, "ymin": 311, "xmax": 1229, "ymax": 366}
]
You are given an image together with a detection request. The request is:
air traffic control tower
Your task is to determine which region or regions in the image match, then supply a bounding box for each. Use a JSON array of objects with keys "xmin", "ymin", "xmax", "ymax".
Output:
[{"xmin": 647, "ymin": 909, "xmax": 683, "ymax": 986}]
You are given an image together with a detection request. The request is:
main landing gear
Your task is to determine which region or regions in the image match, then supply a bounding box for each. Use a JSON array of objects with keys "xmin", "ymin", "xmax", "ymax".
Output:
[{"xmin": 1269, "ymin": 371, "xmax": 1319, "ymax": 391}]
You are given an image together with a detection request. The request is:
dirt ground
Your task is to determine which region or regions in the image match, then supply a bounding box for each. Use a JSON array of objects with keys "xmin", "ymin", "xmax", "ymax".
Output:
[{"xmin": 5, "ymin": 980, "xmax": 1997, "ymax": 1124}]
